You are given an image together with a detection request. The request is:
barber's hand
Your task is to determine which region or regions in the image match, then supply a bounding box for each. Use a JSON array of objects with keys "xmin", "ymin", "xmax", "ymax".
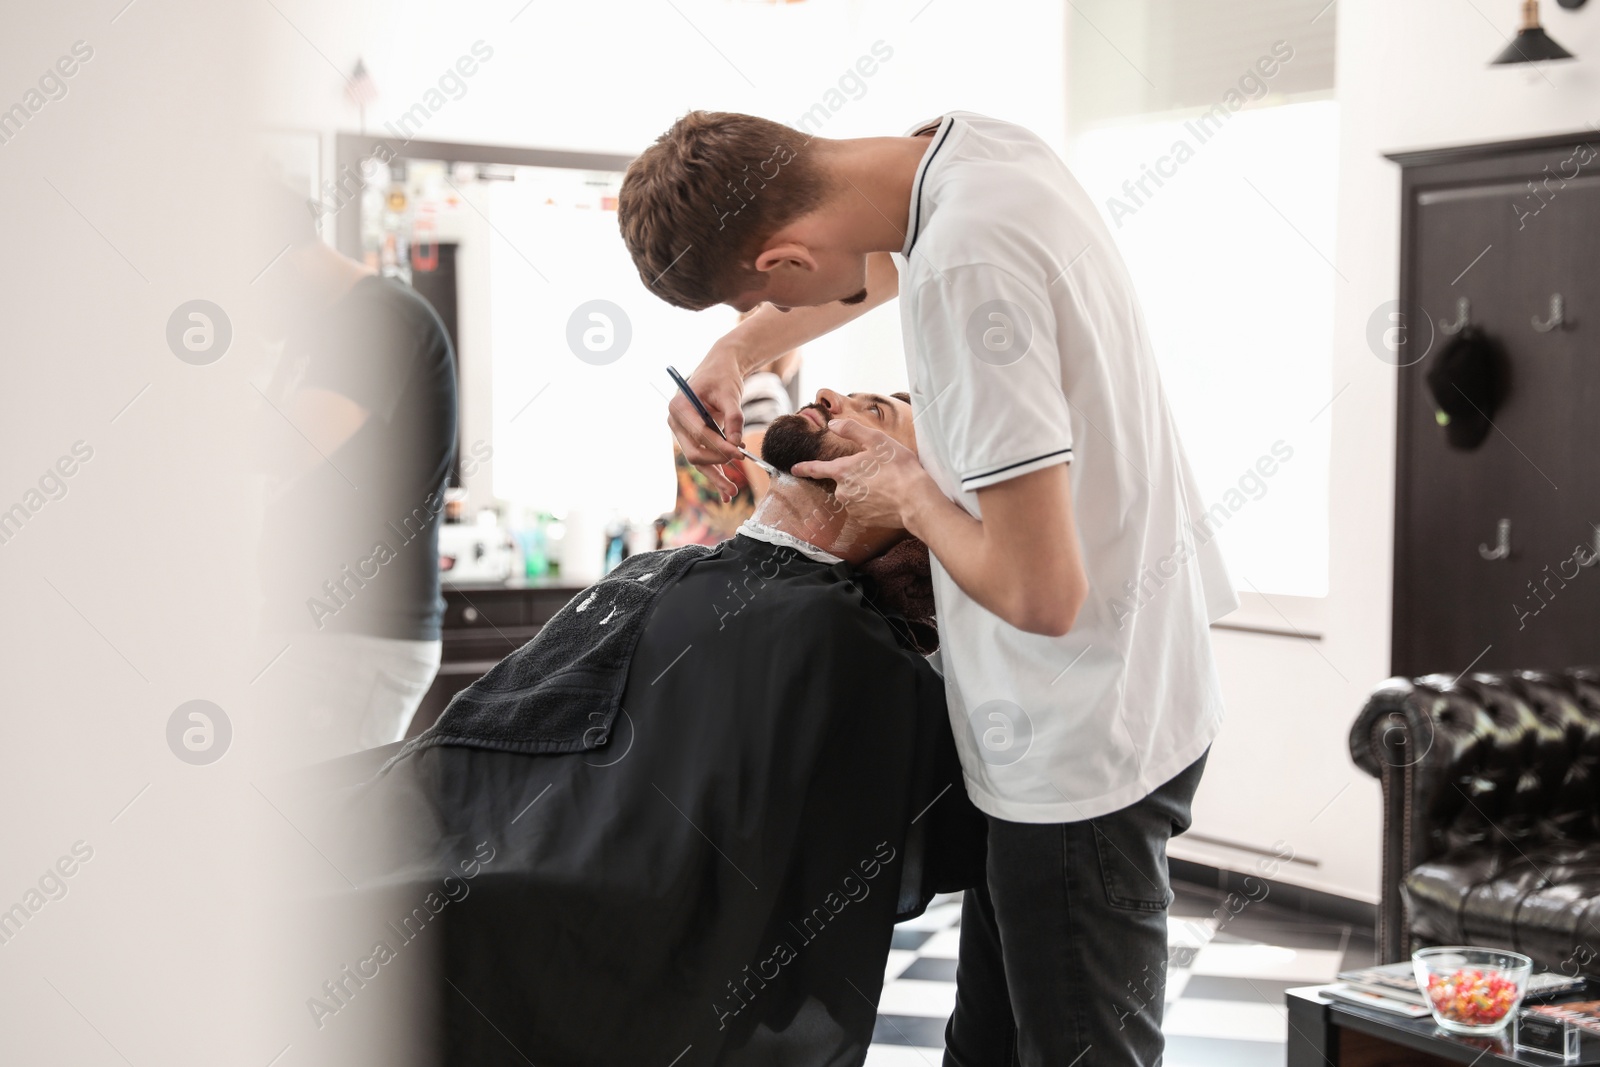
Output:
[
  {"xmin": 667, "ymin": 342, "xmax": 748, "ymax": 499},
  {"xmin": 791, "ymin": 418, "xmax": 939, "ymax": 530}
]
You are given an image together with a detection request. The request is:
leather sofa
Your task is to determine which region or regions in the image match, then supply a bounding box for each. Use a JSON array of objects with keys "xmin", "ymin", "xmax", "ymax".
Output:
[{"xmin": 1349, "ymin": 667, "xmax": 1600, "ymax": 972}]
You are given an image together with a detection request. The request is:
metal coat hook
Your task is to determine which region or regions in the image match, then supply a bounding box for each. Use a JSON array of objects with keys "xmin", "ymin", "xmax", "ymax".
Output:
[
  {"xmin": 1532, "ymin": 293, "xmax": 1567, "ymax": 333},
  {"xmin": 1578, "ymin": 526, "xmax": 1600, "ymax": 569},
  {"xmin": 1479, "ymin": 518, "xmax": 1512, "ymax": 561},
  {"xmin": 1440, "ymin": 296, "xmax": 1471, "ymax": 336}
]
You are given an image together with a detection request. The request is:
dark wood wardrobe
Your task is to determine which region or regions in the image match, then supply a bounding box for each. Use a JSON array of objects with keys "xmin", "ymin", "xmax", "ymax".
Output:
[{"xmin": 1388, "ymin": 132, "xmax": 1599, "ymax": 677}]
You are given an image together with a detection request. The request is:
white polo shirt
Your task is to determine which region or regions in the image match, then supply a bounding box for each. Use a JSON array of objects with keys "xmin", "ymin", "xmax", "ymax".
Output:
[{"xmin": 895, "ymin": 112, "xmax": 1238, "ymax": 823}]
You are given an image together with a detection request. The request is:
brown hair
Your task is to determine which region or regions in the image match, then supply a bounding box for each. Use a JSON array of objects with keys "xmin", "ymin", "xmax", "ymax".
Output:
[{"xmin": 618, "ymin": 111, "xmax": 826, "ymax": 311}]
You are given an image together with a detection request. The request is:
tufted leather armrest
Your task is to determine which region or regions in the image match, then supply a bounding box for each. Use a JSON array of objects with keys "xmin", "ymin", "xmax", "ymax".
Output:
[{"xmin": 1349, "ymin": 668, "xmax": 1600, "ymax": 962}]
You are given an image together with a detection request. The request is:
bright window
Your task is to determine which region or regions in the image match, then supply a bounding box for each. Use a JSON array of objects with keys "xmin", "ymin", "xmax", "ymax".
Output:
[{"xmin": 1067, "ymin": 0, "xmax": 1338, "ymax": 598}]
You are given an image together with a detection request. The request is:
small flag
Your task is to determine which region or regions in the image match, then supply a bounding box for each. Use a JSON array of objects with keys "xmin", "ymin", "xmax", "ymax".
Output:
[{"xmin": 345, "ymin": 58, "xmax": 378, "ymax": 109}]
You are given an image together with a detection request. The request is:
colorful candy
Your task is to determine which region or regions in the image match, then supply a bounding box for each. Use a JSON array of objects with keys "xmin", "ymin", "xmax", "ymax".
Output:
[{"xmin": 1425, "ymin": 967, "xmax": 1520, "ymax": 1026}]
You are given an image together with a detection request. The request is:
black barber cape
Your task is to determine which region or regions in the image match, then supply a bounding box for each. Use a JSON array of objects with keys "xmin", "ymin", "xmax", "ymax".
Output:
[{"xmin": 326, "ymin": 534, "xmax": 985, "ymax": 1066}]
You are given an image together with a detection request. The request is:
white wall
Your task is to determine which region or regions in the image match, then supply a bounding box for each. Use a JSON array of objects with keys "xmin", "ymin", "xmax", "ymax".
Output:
[
  {"xmin": 1170, "ymin": 0, "xmax": 1600, "ymax": 902},
  {"xmin": 261, "ymin": 0, "xmax": 1066, "ymax": 159},
  {"xmin": 0, "ymin": 4, "xmax": 414, "ymax": 1063}
]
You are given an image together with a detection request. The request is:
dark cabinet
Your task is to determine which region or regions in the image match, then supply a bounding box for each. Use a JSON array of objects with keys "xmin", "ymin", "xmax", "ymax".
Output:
[
  {"xmin": 1389, "ymin": 133, "xmax": 1600, "ymax": 676},
  {"xmin": 407, "ymin": 580, "xmax": 584, "ymax": 738}
]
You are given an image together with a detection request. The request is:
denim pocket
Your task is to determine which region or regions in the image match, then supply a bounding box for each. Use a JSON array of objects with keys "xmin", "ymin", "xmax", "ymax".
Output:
[{"xmin": 1092, "ymin": 815, "xmax": 1173, "ymax": 912}]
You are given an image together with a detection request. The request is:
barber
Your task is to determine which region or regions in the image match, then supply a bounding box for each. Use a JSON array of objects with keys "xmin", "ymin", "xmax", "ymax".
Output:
[{"xmin": 621, "ymin": 110, "xmax": 1237, "ymax": 1065}]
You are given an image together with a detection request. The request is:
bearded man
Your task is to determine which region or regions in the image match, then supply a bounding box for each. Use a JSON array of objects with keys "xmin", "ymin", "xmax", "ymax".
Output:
[{"xmin": 323, "ymin": 389, "xmax": 983, "ymax": 1067}]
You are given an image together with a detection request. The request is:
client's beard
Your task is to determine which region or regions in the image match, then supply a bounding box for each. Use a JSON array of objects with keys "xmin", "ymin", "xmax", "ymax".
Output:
[{"xmin": 760, "ymin": 405, "xmax": 860, "ymax": 494}]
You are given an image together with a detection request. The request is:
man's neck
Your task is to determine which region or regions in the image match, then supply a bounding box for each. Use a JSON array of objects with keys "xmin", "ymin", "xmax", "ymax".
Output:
[
  {"xmin": 747, "ymin": 475, "xmax": 903, "ymax": 566},
  {"xmin": 819, "ymin": 134, "xmax": 936, "ymax": 255},
  {"xmin": 290, "ymin": 241, "xmax": 377, "ymax": 308}
]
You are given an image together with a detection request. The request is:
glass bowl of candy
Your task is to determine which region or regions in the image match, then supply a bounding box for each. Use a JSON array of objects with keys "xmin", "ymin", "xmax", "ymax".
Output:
[{"xmin": 1412, "ymin": 947, "xmax": 1533, "ymax": 1034}]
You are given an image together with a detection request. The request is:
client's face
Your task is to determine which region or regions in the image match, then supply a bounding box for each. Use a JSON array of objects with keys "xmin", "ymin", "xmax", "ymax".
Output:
[{"xmin": 761, "ymin": 389, "xmax": 917, "ymax": 480}]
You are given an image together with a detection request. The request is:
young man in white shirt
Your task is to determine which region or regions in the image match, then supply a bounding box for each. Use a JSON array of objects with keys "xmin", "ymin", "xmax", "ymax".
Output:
[{"xmin": 618, "ymin": 110, "xmax": 1237, "ymax": 1066}]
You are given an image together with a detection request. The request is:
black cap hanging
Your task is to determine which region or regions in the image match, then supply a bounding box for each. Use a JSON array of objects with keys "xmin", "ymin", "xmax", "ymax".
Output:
[{"xmin": 1424, "ymin": 326, "xmax": 1508, "ymax": 450}]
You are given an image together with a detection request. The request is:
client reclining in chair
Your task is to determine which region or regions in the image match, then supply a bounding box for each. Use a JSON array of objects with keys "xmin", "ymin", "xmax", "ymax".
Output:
[{"xmin": 330, "ymin": 388, "xmax": 985, "ymax": 1067}]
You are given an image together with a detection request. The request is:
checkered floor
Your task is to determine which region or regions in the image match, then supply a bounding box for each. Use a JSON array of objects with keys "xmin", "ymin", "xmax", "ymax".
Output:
[{"xmin": 867, "ymin": 880, "xmax": 1374, "ymax": 1066}]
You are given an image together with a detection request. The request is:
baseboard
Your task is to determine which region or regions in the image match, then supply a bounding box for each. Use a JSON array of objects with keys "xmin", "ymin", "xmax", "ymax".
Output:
[{"xmin": 1170, "ymin": 857, "xmax": 1378, "ymax": 931}]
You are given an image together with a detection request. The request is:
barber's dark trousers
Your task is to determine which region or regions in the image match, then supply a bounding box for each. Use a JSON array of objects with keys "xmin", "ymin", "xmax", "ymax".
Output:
[{"xmin": 942, "ymin": 752, "xmax": 1208, "ymax": 1067}]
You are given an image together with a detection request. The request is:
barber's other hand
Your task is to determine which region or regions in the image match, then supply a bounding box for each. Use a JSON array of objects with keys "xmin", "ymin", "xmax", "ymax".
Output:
[
  {"xmin": 668, "ymin": 342, "xmax": 747, "ymax": 499},
  {"xmin": 790, "ymin": 418, "xmax": 938, "ymax": 530}
]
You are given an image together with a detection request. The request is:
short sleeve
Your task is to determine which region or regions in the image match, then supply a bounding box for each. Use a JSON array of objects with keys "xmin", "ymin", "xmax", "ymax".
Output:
[
  {"xmin": 739, "ymin": 371, "xmax": 791, "ymax": 433},
  {"xmin": 910, "ymin": 264, "xmax": 1073, "ymax": 492},
  {"xmin": 298, "ymin": 282, "xmax": 433, "ymax": 424}
]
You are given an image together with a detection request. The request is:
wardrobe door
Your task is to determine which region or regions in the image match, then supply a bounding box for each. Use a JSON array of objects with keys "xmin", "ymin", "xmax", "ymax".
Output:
[
  {"xmin": 1391, "ymin": 137, "xmax": 1600, "ymax": 677},
  {"xmin": 1503, "ymin": 170, "xmax": 1600, "ymax": 667},
  {"xmin": 1394, "ymin": 182, "xmax": 1526, "ymax": 676}
]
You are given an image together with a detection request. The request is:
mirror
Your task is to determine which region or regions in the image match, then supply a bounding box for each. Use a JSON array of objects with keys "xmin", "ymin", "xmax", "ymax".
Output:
[{"xmin": 334, "ymin": 134, "xmax": 735, "ymax": 583}]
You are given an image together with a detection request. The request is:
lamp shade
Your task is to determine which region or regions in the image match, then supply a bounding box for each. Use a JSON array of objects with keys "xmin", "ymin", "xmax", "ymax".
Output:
[
  {"xmin": 1491, "ymin": 0, "xmax": 1577, "ymax": 64},
  {"xmin": 1491, "ymin": 26, "xmax": 1576, "ymax": 62}
]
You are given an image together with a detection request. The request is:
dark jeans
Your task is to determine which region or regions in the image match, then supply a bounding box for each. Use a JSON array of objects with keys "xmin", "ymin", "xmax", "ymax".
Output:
[{"xmin": 943, "ymin": 752, "xmax": 1208, "ymax": 1067}]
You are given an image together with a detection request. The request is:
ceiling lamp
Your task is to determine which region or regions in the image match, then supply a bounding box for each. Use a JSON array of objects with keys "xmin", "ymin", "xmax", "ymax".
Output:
[{"xmin": 1491, "ymin": 0, "xmax": 1582, "ymax": 65}]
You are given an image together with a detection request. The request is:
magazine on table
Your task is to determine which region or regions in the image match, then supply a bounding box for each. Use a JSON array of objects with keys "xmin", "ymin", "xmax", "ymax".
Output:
[
  {"xmin": 1335, "ymin": 963, "xmax": 1427, "ymax": 1004},
  {"xmin": 1321, "ymin": 983, "xmax": 1432, "ymax": 1018}
]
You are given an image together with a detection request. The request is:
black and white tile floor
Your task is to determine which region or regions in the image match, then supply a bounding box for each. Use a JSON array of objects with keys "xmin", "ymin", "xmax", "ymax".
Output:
[{"xmin": 867, "ymin": 880, "xmax": 1375, "ymax": 1066}]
